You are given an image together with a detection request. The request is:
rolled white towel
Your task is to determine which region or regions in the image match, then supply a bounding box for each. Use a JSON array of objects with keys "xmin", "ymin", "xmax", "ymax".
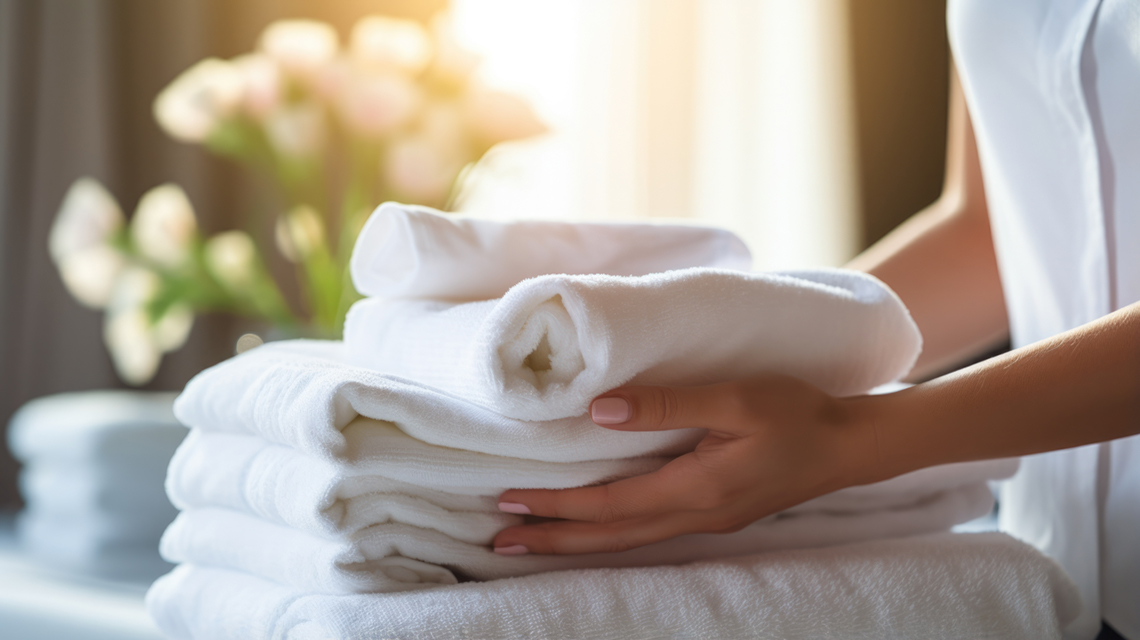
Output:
[
  {"xmin": 167, "ymin": 429, "xmax": 1017, "ymax": 541},
  {"xmin": 349, "ymin": 203, "xmax": 753, "ymax": 300},
  {"xmin": 147, "ymin": 532, "xmax": 1081, "ymax": 640},
  {"xmin": 159, "ymin": 484, "xmax": 993, "ymax": 594},
  {"xmin": 344, "ymin": 268, "xmax": 921, "ymax": 421}
]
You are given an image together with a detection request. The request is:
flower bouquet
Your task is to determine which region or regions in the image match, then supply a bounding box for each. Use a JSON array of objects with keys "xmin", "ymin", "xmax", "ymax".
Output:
[{"xmin": 48, "ymin": 15, "xmax": 545, "ymax": 385}]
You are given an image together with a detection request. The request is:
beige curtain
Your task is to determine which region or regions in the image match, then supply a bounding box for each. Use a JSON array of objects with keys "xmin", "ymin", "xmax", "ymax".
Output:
[{"xmin": 0, "ymin": 0, "xmax": 442, "ymax": 507}]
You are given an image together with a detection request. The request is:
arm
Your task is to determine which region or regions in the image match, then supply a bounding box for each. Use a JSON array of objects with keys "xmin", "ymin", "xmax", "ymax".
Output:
[
  {"xmin": 487, "ymin": 66, "xmax": 1140, "ymax": 556},
  {"xmin": 491, "ymin": 301, "xmax": 1140, "ymax": 556},
  {"xmin": 848, "ymin": 67, "xmax": 1008, "ymax": 380}
]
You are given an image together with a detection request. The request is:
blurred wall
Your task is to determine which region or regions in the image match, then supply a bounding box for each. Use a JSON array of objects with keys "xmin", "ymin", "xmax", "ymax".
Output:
[
  {"xmin": 847, "ymin": 0, "xmax": 951, "ymax": 248},
  {"xmin": 0, "ymin": 0, "xmax": 444, "ymax": 508}
]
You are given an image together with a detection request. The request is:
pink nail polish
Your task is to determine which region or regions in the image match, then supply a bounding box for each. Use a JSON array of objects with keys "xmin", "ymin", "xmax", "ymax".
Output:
[
  {"xmin": 591, "ymin": 397, "xmax": 631, "ymax": 425},
  {"xmin": 493, "ymin": 544, "xmax": 529, "ymax": 556},
  {"xmin": 498, "ymin": 502, "xmax": 531, "ymax": 515}
]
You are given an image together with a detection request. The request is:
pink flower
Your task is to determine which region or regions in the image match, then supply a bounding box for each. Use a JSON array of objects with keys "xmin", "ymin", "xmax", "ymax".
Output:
[
  {"xmin": 463, "ymin": 85, "xmax": 547, "ymax": 144},
  {"xmin": 336, "ymin": 69, "xmax": 420, "ymax": 138}
]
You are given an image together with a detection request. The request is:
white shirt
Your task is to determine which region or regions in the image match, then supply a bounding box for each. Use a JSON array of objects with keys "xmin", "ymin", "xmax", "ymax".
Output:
[{"xmin": 949, "ymin": 0, "xmax": 1139, "ymax": 637}]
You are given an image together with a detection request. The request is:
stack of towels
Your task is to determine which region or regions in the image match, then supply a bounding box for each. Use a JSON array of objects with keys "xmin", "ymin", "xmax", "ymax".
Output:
[
  {"xmin": 149, "ymin": 204, "xmax": 1061, "ymax": 639},
  {"xmin": 8, "ymin": 390, "xmax": 187, "ymax": 579}
]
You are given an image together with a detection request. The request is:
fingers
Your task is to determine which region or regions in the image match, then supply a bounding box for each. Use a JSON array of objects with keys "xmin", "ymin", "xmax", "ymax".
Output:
[
  {"xmin": 492, "ymin": 512, "xmax": 718, "ymax": 555},
  {"xmin": 499, "ymin": 457, "xmax": 711, "ymax": 522},
  {"xmin": 590, "ymin": 382, "xmax": 750, "ymax": 435}
]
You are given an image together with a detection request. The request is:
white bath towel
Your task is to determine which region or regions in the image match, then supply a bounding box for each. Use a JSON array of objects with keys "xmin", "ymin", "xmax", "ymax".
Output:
[
  {"xmin": 166, "ymin": 428, "xmax": 1017, "ymax": 541},
  {"xmin": 174, "ymin": 340, "xmax": 703, "ymax": 464},
  {"xmin": 159, "ymin": 484, "xmax": 993, "ymax": 594},
  {"xmin": 349, "ymin": 202, "xmax": 753, "ymax": 300},
  {"xmin": 8, "ymin": 390, "xmax": 186, "ymax": 464},
  {"xmin": 18, "ymin": 507, "xmax": 175, "ymax": 579},
  {"xmin": 20, "ymin": 462, "xmax": 174, "ymax": 516},
  {"xmin": 147, "ymin": 532, "xmax": 1081, "ymax": 640},
  {"xmin": 344, "ymin": 268, "xmax": 921, "ymax": 421}
]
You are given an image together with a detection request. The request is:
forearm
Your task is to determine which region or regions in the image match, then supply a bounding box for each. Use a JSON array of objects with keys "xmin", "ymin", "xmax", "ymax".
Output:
[
  {"xmin": 852, "ymin": 301, "xmax": 1140, "ymax": 482},
  {"xmin": 848, "ymin": 198, "xmax": 1008, "ymax": 380}
]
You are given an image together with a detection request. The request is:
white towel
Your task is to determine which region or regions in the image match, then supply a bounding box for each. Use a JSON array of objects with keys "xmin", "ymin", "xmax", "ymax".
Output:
[
  {"xmin": 173, "ymin": 340, "xmax": 702, "ymax": 464},
  {"xmin": 167, "ymin": 428, "xmax": 1017, "ymax": 541},
  {"xmin": 147, "ymin": 532, "xmax": 1082, "ymax": 640},
  {"xmin": 159, "ymin": 484, "xmax": 994, "ymax": 594},
  {"xmin": 18, "ymin": 509, "xmax": 174, "ymax": 581},
  {"xmin": 344, "ymin": 268, "xmax": 921, "ymax": 421},
  {"xmin": 349, "ymin": 202, "xmax": 754, "ymax": 301},
  {"xmin": 20, "ymin": 462, "xmax": 174, "ymax": 516},
  {"xmin": 8, "ymin": 390, "xmax": 184, "ymax": 463}
]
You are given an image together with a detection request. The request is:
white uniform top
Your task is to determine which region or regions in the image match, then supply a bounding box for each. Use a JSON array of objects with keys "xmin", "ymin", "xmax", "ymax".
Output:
[{"xmin": 949, "ymin": 0, "xmax": 1139, "ymax": 637}]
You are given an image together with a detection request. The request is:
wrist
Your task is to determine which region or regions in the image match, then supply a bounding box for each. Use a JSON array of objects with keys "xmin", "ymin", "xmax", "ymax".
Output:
[{"xmin": 838, "ymin": 391, "xmax": 914, "ymax": 487}]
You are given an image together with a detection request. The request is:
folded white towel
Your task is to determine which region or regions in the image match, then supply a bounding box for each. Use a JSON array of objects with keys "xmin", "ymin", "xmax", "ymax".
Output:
[
  {"xmin": 166, "ymin": 430, "xmax": 520, "ymax": 541},
  {"xmin": 349, "ymin": 203, "xmax": 754, "ymax": 301},
  {"xmin": 344, "ymin": 268, "xmax": 921, "ymax": 421},
  {"xmin": 159, "ymin": 484, "xmax": 993, "ymax": 594},
  {"xmin": 174, "ymin": 340, "xmax": 702, "ymax": 464},
  {"xmin": 8, "ymin": 390, "xmax": 185, "ymax": 464},
  {"xmin": 167, "ymin": 429, "xmax": 1017, "ymax": 541},
  {"xmin": 20, "ymin": 462, "xmax": 174, "ymax": 516},
  {"xmin": 148, "ymin": 532, "xmax": 1081, "ymax": 640},
  {"xmin": 19, "ymin": 511, "xmax": 173, "ymax": 579}
]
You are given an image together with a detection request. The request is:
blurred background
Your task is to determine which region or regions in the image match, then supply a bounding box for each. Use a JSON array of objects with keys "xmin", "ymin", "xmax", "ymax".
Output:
[{"xmin": 0, "ymin": 0, "xmax": 950, "ymax": 509}]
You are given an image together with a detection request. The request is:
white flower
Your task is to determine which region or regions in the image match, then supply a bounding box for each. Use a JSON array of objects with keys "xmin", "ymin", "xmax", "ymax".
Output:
[
  {"xmin": 50, "ymin": 178, "xmax": 127, "ymax": 308},
  {"xmin": 49, "ymin": 178, "xmax": 124, "ymax": 263},
  {"xmin": 350, "ymin": 16, "xmax": 432, "ymax": 75},
  {"xmin": 104, "ymin": 308, "xmax": 162, "ymax": 386},
  {"xmin": 153, "ymin": 58, "xmax": 244, "ymax": 143},
  {"xmin": 57, "ymin": 246, "xmax": 128, "ymax": 309},
  {"xmin": 131, "ymin": 184, "xmax": 198, "ymax": 269},
  {"xmin": 152, "ymin": 303, "xmax": 194, "ymax": 353},
  {"xmin": 463, "ymin": 86, "xmax": 546, "ymax": 144},
  {"xmin": 275, "ymin": 205, "xmax": 326, "ymax": 262},
  {"xmin": 259, "ymin": 20, "xmax": 339, "ymax": 78},
  {"xmin": 102, "ymin": 267, "xmax": 162, "ymax": 386},
  {"xmin": 232, "ymin": 53, "xmax": 283, "ymax": 118},
  {"xmin": 205, "ymin": 230, "xmax": 257, "ymax": 290},
  {"xmin": 265, "ymin": 101, "xmax": 326, "ymax": 157},
  {"xmin": 107, "ymin": 266, "xmax": 161, "ymax": 311},
  {"xmin": 102, "ymin": 267, "xmax": 194, "ymax": 386}
]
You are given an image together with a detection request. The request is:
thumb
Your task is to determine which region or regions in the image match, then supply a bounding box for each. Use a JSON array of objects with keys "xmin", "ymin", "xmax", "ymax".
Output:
[{"xmin": 589, "ymin": 383, "xmax": 742, "ymax": 433}]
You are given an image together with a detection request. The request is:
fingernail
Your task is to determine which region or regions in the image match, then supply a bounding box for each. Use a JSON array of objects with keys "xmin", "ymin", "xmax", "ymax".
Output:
[
  {"xmin": 498, "ymin": 502, "xmax": 531, "ymax": 515},
  {"xmin": 493, "ymin": 544, "xmax": 529, "ymax": 556},
  {"xmin": 591, "ymin": 397, "xmax": 631, "ymax": 425}
]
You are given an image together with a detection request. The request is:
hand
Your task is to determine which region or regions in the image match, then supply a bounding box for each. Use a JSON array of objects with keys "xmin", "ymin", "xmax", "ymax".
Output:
[{"xmin": 490, "ymin": 374, "xmax": 882, "ymax": 556}]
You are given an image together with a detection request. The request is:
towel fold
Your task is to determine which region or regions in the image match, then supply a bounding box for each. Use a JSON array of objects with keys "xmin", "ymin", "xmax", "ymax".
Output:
[
  {"xmin": 8, "ymin": 390, "xmax": 184, "ymax": 463},
  {"xmin": 349, "ymin": 203, "xmax": 754, "ymax": 301},
  {"xmin": 18, "ymin": 508, "xmax": 175, "ymax": 581},
  {"xmin": 344, "ymin": 268, "xmax": 921, "ymax": 421},
  {"xmin": 147, "ymin": 531, "xmax": 1081, "ymax": 640},
  {"xmin": 159, "ymin": 483, "xmax": 994, "ymax": 594},
  {"xmin": 20, "ymin": 462, "xmax": 175, "ymax": 516},
  {"xmin": 167, "ymin": 428, "xmax": 1017, "ymax": 541},
  {"xmin": 174, "ymin": 340, "xmax": 702, "ymax": 464}
]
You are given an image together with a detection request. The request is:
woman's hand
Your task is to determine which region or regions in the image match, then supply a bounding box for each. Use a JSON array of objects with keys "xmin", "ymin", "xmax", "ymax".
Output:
[{"xmin": 490, "ymin": 374, "xmax": 883, "ymax": 556}]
